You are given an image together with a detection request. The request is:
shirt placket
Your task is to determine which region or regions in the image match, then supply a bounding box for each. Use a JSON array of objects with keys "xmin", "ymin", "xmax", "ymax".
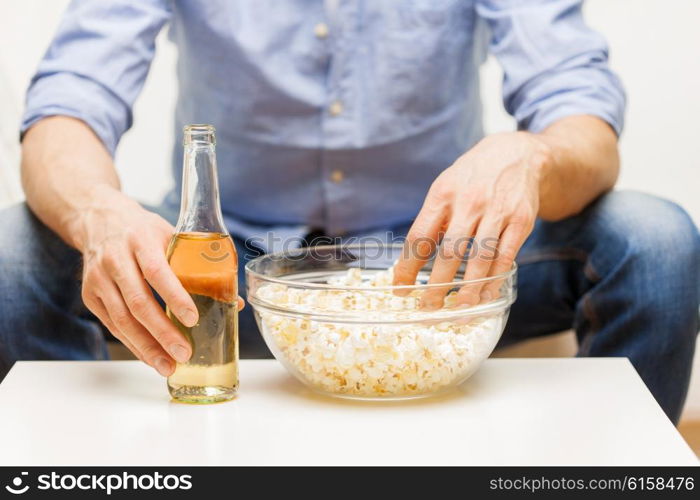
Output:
[{"xmin": 318, "ymin": 0, "xmax": 358, "ymax": 236}]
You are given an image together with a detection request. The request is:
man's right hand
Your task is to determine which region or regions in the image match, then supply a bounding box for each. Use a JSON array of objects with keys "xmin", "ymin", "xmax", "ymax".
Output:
[
  {"xmin": 75, "ymin": 186, "xmax": 198, "ymax": 376},
  {"xmin": 22, "ymin": 118, "xmax": 213, "ymax": 376},
  {"xmin": 21, "ymin": 117, "xmax": 247, "ymax": 376}
]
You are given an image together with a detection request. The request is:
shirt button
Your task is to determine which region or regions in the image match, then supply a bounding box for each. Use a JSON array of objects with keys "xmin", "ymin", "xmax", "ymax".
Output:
[
  {"xmin": 314, "ymin": 22, "xmax": 329, "ymax": 39},
  {"xmin": 330, "ymin": 169, "xmax": 344, "ymax": 183},
  {"xmin": 329, "ymin": 100, "xmax": 344, "ymax": 116}
]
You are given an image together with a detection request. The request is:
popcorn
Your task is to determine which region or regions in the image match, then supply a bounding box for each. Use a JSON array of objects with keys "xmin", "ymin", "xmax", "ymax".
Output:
[{"xmin": 257, "ymin": 267, "xmax": 502, "ymax": 398}]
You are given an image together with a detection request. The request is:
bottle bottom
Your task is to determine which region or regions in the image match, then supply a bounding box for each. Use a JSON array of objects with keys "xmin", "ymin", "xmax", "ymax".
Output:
[
  {"xmin": 168, "ymin": 383, "xmax": 237, "ymax": 404},
  {"xmin": 167, "ymin": 361, "xmax": 238, "ymax": 404}
]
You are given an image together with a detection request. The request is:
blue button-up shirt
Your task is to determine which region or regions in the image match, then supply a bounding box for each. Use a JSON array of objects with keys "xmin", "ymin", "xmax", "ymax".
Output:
[{"xmin": 22, "ymin": 0, "xmax": 625, "ymax": 250}]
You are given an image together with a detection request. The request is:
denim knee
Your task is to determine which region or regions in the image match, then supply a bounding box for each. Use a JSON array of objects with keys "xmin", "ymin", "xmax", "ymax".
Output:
[
  {"xmin": 589, "ymin": 190, "xmax": 700, "ymax": 321},
  {"xmin": 589, "ymin": 191, "xmax": 697, "ymax": 263}
]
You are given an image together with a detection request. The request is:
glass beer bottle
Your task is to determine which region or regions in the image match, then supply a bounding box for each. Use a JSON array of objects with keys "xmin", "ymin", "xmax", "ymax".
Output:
[{"xmin": 166, "ymin": 124, "xmax": 238, "ymax": 403}]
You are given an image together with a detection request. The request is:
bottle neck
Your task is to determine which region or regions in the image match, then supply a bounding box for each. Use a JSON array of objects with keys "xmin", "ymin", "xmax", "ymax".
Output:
[{"xmin": 175, "ymin": 141, "xmax": 227, "ymax": 234}]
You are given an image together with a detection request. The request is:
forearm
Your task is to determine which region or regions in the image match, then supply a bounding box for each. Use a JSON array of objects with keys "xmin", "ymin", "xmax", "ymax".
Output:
[
  {"xmin": 21, "ymin": 116, "xmax": 128, "ymax": 251},
  {"xmin": 535, "ymin": 115, "xmax": 620, "ymax": 221}
]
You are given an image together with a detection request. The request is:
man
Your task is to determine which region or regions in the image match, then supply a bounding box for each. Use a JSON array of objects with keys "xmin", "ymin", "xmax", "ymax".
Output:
[{"xmin": 1, "ymin": 0, "xmax": 698, "ymax": 423}]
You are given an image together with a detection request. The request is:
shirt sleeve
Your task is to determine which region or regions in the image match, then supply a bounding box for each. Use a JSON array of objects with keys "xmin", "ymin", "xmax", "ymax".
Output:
[
  {"xmin": 476, "ymin": 0, "xmax": 626, "ymax": 135},
  {"xmin": 21, "ymin": 0, "xmax": 172, "ymax": 155}
]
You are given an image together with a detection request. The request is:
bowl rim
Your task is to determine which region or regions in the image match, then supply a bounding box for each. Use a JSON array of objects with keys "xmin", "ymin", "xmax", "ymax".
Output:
[{"xmin": 244, "ymin": 242, "xmax": 517, "ymax": 291}]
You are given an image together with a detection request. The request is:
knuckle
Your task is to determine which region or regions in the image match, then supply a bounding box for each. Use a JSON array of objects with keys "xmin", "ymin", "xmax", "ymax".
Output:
[
  {"xmin": 150, "ymin": 329, "xmax": 169, "ymax": 343},
  {"xmin": 406, "ymin": 229, "xmax": 425, "ymax": 244},
  {"xmin": 475, "ymin": 248, "xmax": 494, "ymax": 263},
  {"xmin": 140, "ymin": 344, "xmax": 163, "ymax": 364},
  {"xmin": 393, "ymin": 269, "xmax": 408, "ymax": 283},
  {"xmin": 83, "ymin": 297, "xmax": 101, "ymax": 317},
  {"xmin": 468, "ymin": 192, "xmax": 488, "ymax": 211},
  {"xmin": 427, "ymin": 179, "xmax": 446, "ymax": 197},
  {"xmin": 445, "ymin": 235, "xmax": 472, "ymax": 261},
  {"xmin": 82, "ymin": 297, "xmax": 100, "ymax": 317},
  {"xmin": 80, "ymin": 286, "xmax": 93, "ymax": 305},
  {"xmin": 150, "ymin": 322, "xmax": 176, "ymax": 342},
  {"xmin": 100, "ymin": 250, "xmax": 120, "ymax": 274},
  {"xmin": 112, "ymin": 310, "xmax": 132, "ymax": 330},
  {"xmin": 392, "ymin": 260, "xmax": 412, "ymax": 281},
  {"xmin": 439, "ymin": 245, "xmax": 456, "ymax": 261},
  {"xmin": 123, "ymin": 227, "xmax": 139, "ymax": 245},
  {"xmin": 406, "ymin": 232, "xmax": 435, "ymax": 259},
  {"xmin": 510, "ymin": 207, "xmax": 535, "ymax": 227},
  {"xmin": 82, "ymin": 265, "xmax": 101, "ymax": 286},
  {"xmin": 127, "ymin": 292, "xmax": 151, "ymax": 317},
  {"xmin": 497, "ymin": 245, "xmax": 518, "ymax": 263},
  {"xmin": 427, "ymin": 189, "xmax": 452, "ymax": 208},
  {"xmin": 169, "ymin": 296, "xmax": 189, "ymax": 313},
  {"xmin": 440, "ymin": 240, "xmax": 461, "ymax": 260},
  {"xmin": 140, "ymin": 255, "xmax": 165, "ymax": 282},
  {"xmin": 478, "ymin": 236, "xmax": 499, "ymax": 260},
  {"xmin": 468, "ymin": 244, "xmax": 491, "ymax": 265}
]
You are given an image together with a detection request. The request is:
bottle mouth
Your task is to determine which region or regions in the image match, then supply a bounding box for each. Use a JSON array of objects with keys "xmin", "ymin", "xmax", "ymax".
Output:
[{"xmin": 184, "ymin": 124, "xmax": 216, "ymax": 145}]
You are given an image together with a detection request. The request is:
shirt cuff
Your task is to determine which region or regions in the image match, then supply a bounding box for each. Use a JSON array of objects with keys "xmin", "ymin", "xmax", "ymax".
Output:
[
  {"xmin": 522, "ymin": 99, "xmax": 625, "ymax": 138},
  {"xmin": 21, "ymin": 72, "xmax": 132, "ymax": 156}
]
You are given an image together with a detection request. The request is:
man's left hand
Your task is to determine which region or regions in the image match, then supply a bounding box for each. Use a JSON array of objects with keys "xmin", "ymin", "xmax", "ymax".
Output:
[{"xmin": 393, "ymin": 131, "xmax": 550, "ymax": 308}]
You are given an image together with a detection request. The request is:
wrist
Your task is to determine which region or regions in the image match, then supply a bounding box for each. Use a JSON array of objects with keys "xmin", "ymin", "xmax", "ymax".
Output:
[
  {"xmin": 528, "ymin": 132, "xmax": 560, "ymax": 208},
  {"xmin": 68, "ymin": 184, "xmax": 133, "ymax": 252}
]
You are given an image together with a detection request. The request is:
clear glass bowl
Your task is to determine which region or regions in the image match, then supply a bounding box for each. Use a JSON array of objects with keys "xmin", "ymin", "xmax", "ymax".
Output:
[{"xmin": 245, "ymin": 243, "xmax": 516, "ymax": 400}]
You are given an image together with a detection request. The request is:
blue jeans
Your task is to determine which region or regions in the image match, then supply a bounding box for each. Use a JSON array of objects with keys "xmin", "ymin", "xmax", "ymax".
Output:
[{"xmin": 0, "ymin": 191, "xmax": 698, "ymax": 423}]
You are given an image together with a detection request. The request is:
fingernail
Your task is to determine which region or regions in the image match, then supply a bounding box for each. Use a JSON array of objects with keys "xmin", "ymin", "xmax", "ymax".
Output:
[
  {"xmin": 181, "ymin": 309, "xmax": 198, "ymax": 327},
  {"xmin": 480, "ymin": 290, "xmax": 493, "ymax": 303},
  {"xmin": 169, "ymin": 344, "xmax": 190, "ymax": 363},
  {"xmin": 154, "ymin": 357, "xmax": 172, "ymax": 377}
]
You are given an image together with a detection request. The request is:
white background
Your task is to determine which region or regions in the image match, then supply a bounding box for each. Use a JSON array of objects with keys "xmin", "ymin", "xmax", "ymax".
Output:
[{"xmin": 0, "ymin": 1, "xmax": 698, "ymax": 421}]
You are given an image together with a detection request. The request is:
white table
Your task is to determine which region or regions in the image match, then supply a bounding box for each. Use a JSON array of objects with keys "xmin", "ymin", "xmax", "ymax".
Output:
[{"xmin": 0, "ymin": 359, "xmax": 696, "ymax": 466}]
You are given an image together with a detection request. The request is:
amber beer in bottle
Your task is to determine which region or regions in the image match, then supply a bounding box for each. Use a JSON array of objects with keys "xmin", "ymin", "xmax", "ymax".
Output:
[{"xmin": 166, "ymin": 124, "xmax": 238, "ymax": 403}]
